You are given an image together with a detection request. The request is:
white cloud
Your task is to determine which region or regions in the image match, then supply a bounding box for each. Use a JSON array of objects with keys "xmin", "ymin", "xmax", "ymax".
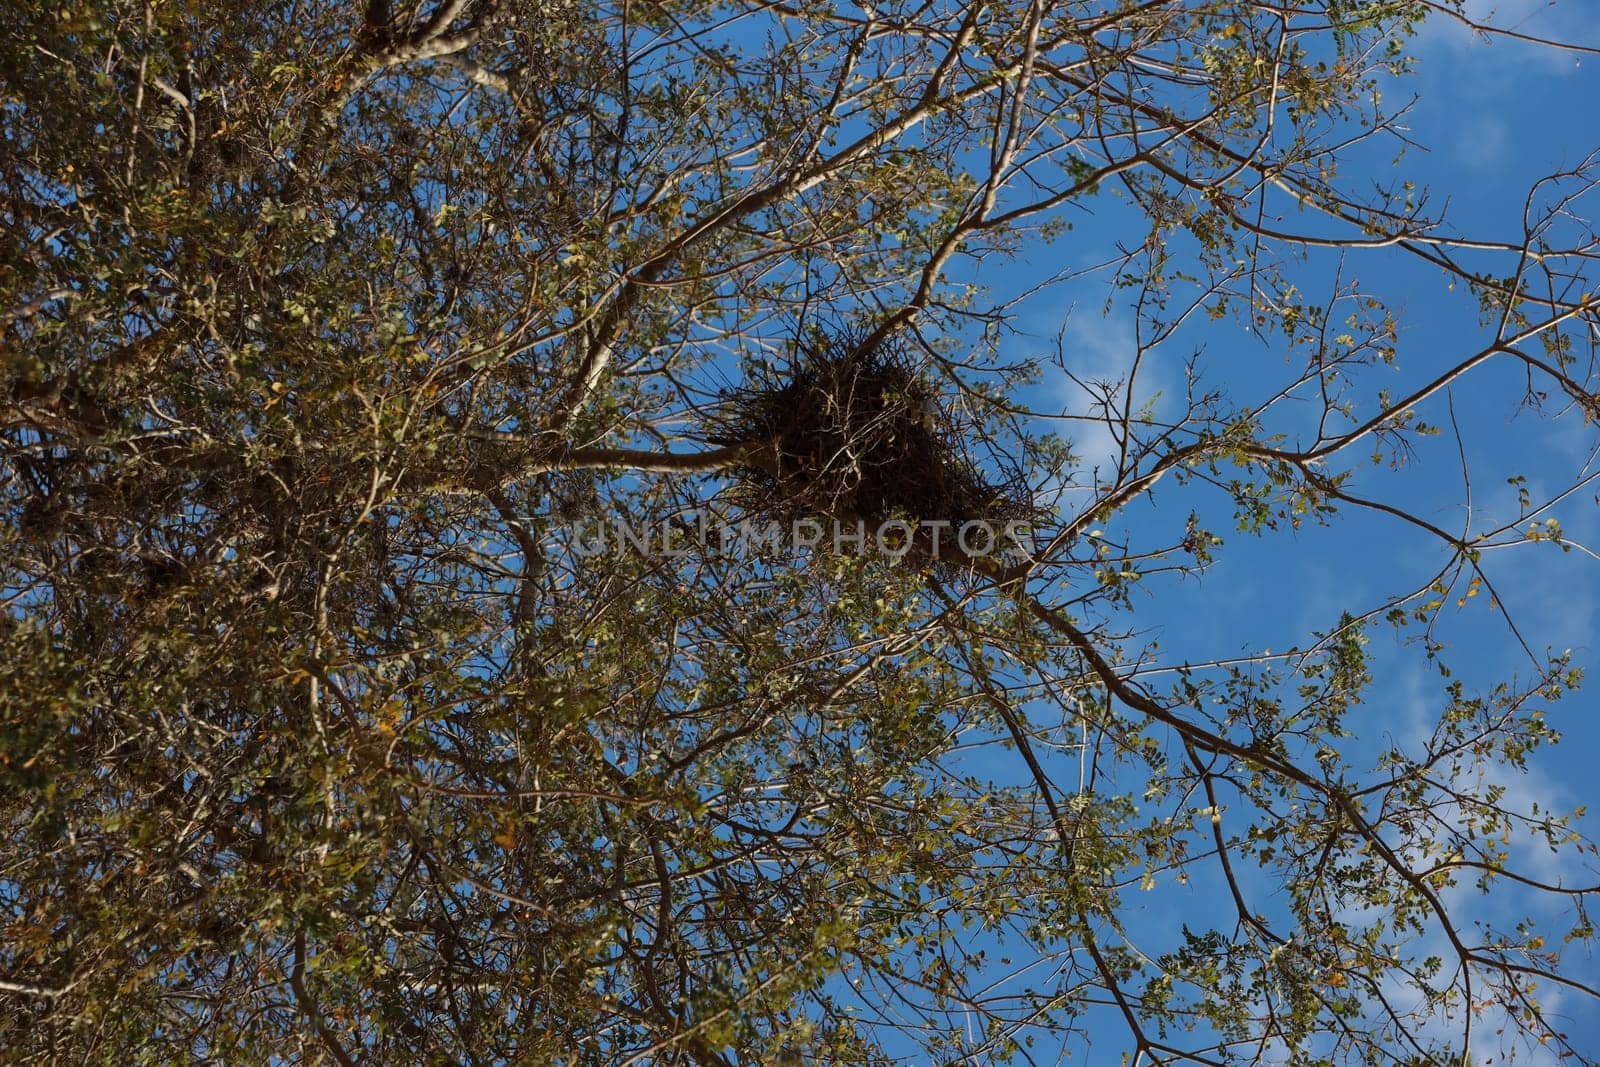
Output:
[
  {"xmin": 1033, "ymin": 304, "xmax": 1175, "ymax": 493},
  {"xmin": 1413, "ymin": 0, "xmax": 1593, "ymax": 78}
]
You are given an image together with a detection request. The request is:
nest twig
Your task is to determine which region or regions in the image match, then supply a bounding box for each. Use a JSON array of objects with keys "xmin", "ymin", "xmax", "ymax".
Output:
[{"xmin": 705, "ymin": 330, "xmax": 1036, "ymax": 567}]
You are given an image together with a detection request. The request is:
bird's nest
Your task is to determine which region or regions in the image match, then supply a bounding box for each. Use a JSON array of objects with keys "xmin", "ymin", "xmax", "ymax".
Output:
[{"xmin": 705, "ymin": 330, "xmax": 1037, "ymax": 568}]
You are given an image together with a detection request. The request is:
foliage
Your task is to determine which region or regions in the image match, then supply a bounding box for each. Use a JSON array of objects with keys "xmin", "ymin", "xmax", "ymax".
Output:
[{"xmin": 2, "ymin": 0, "xmax": 1598, "ymax": 1064}]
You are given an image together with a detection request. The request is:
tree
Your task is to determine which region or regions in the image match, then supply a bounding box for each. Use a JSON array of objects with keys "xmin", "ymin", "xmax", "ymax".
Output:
[{"xmin": 3, "ymin": 0, "xmax": 1599, "ymax": 1063}]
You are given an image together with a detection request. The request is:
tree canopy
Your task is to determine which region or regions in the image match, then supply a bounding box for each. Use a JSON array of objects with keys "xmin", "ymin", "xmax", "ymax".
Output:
[{"xmin": 3, "ymin": 0, "xmax": 1600, "ymax": 1063}]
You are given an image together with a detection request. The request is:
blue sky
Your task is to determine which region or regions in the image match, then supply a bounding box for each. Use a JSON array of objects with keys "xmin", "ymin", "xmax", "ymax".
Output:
[{"xmin": 880, "ymin": 3, "xmax": 1600, "ymax": 1061}]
